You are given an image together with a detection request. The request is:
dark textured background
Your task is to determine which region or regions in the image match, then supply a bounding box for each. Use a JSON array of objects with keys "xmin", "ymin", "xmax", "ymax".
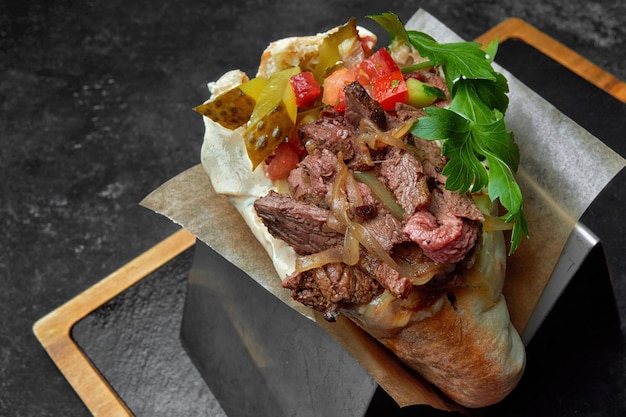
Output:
[{"xmin": 2, "ymin": 0, "xmax": 625, "ymax": 416}]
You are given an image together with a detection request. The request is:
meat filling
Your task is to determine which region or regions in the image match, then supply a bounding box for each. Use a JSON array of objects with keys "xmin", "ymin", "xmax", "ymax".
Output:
[{"xmin": 254, "ymin": 79, "xmax": 484, "ymax": 319}]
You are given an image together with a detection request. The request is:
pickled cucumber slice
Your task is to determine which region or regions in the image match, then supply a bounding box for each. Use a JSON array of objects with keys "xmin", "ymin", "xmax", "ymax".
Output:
[
  {"xmin": 244, "ymin": 67, "xmax": 300, "ymax": 169},
  {"xmin": 245, "ymin": 101, "xmax": 295, "ymax": 169},
  {"xmin": 193, "ymin": 87, "xmax": 256, "ymax": 130},
  {"xmin": 194, "ymin": 76, "xmax": 268, "ymax": 130},
  {"xmin": 313, "ymin": 18, "xmax": 359, "ymax": 82}
]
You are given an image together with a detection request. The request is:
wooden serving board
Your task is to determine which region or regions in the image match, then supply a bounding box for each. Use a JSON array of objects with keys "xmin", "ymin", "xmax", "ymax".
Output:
[
  {"xmin": 33, "ymin": 19, "xmax": 626, "ymax": 417},
  {"xmin": 475, "ymin": 17, "xmax": 626, "ymax": 102},
  {"xmin": 33, "ymin": 229, "xmax": 196, "ymax": 416}
]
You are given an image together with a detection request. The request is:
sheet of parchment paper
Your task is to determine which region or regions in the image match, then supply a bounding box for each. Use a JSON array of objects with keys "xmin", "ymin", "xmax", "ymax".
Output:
[
  {"xmin": 404, "ymin": 10, "xmax": 626, "ymax": 333},
  {"xmin": 141, "ymin": 8, "xmax": 626, "ymax": 410}
]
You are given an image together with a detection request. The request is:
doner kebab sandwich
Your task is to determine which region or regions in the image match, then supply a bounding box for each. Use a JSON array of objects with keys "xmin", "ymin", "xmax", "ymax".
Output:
[{"xmin": 194, "ymin": 12, "xmax": 529, "ymax": 409}]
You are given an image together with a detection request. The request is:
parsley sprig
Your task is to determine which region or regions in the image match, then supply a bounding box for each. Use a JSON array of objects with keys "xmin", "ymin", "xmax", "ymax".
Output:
[{"xmin": 369, "ymin": 12, "xmax": 528, "ymax": 254}]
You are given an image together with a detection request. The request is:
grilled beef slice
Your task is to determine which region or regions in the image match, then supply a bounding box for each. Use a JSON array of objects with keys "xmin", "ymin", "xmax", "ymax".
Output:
[
  {"xmin": 282, "ymin": 262, "xmax": 384, "ymax": 321},
  {"xmin": 404, "ymin": 190, "xmax": 481, "ymax": 264},
  {"xmin": 299, "ymin": 109, "xmax": 357, "ymax": 161},
  {"xmin": 343, "ymin": 81, "xmax": 387, "ymax": 130},
  {"xmin": 254, "ymin": 190, "xmax": 343, "ymax": 255},
  {"xmin": 379, "ymin": 146, "xmax": 431, "ymax": 218}
]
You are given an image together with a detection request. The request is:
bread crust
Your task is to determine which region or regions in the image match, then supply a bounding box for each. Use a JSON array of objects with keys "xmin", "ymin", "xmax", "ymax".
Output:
[
  {"xmin": 257, "ymin": 33, "xmax": 326, "ymax": 78},
  {"xmin": 257, "ymin": 25, "xmax": 377, "ymax": 78},
  {"xmin": 344, "ymin": 229, "xmax": 525, "ymax": 408}
]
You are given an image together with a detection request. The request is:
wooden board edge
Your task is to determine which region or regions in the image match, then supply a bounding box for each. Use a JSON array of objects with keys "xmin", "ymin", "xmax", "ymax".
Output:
[
  {"xmin": 32, "ymin": 228, "xmax": 197, "ymax": 417},
  {"xmin": 475, "ymin": 17, "xmax": 626, "ymax": 103}
]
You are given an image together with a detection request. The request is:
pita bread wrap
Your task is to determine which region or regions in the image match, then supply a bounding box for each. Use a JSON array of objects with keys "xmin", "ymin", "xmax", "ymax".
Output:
[{"xmin": 195, "ymin": 15, "xmax": 525, "ymax": 408}]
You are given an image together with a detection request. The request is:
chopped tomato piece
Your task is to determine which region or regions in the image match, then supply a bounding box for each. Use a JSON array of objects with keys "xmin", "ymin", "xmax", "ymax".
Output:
[
  {"xmin": 322, "ymin": 66, "xmax": 356, "ymax": 112},
  {"xmin": 266, "ymin": 140, "xmax": 302, "ymax": 181},
  {"xmin": 372, "ymin": 70, "xmax": 408, "ymax": 111},
  {"xmin": 354, "ymin": 47, "xmax": 400, "ymax": 89},
  {"xmin": 289, "ymin": 71, "xmax": 321, "ymax": 108},
  {"xmin": 322, "ymin": 48, "xmax": 407, "ymax": 112}
]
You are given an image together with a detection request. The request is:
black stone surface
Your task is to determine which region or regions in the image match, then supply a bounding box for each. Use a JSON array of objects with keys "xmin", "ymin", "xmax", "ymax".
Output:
[{"xmin": 2, "ymin": 1, "xmax": 625, "ymax": 416}]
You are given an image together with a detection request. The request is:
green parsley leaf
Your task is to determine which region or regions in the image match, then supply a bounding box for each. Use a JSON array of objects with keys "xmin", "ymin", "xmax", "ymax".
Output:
[
  {"xmin": 468, "ymin": 72, "xmax": 510, "ymax": 114},
  {"xmin": 411, "ymin": 106, "xmax": 468, "ymax": 144},
  {"xmin": 483, "ymin": 40, "xmax": 499, "ymax": 63},
  {"xmin": 367, "ymin": 12, "xmax": 410, "ymax": 44},
  {"xmin": 372, "ymin": 12, "xmax": 529, "ymax": 253},
  {"xmin": 407, "ymin": 32, "xmax": 496, "ymax": 87},
  {"xmin": 423, "ymin": 84, "xmax": 447, "ymax": 100},
  {"xmin": 411, "ymin": 106, "xmax": 489, "ymax": 193},
  {"xmin": 509, "ymin": 210, "xmax": 529, "ymax": 253}
]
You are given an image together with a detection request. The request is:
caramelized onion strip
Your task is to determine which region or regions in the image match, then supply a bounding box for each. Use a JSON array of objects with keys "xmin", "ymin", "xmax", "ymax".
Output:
[
  {"xmin": 357, "ymin": 118, "xmax": 430, "ymax": 162},
  {"xmin": 330, "ymin": 158, "xmax": 405, "ymax": 275},
  {"xmin": 472, "ymin": 193, "xmax": 513, "ymax": 232},
  {"xmin": 295, "ymin": 228, "xmax": 360, "ymax": 273},
  {"xmin": 295, "ymin": 247, "xmax": 346, "ymax": 272},
  {"xmin": 394, "ymin": 256, "xmax": 444, "ymax": 286},
  {"xmin": 353, "ymin": 170, "xmax": 404, "ymax": 221},
  {"xmin": 483, "ymin": 215, "xmax": 514, "ymax": 232}
]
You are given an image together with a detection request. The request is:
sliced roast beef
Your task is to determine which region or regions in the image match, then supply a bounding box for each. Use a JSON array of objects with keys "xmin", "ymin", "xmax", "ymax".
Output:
[
  {"xmin": 379, "ymin": 147, "xmax": 431, "ymax": 218},
  {"xmin": 441, "ymin": 188, "xmax": 485, "ymax": 222},
  {"xmin": 282, "ymin": 262, "xmax": 384, "ymax": 321},
  {"xmin": 394, "ymin": 102, "xmax": 427, "ymax": 122},
  {"xmin": 344, "ymin": 81, "xmax": 387, "ymax": 130},
  {"xmin": 358, "ymin": 252, "xmax": 413, "ymax": 299},
  {"xmin": 299, "ymin": 109, "xmax": 357, "ymax": 159},
  {"xmin": 404, "ymin": 190, "xmax": 480, "ymax": 264},
  {"xmin": 299, "ymin": 108, "xmax": 374, "ymax": 171},
  {"xmin": 254, "ymin": 190, "xmax": 343, "ymax": 255},
  {"xmin": 288, "ymin": 149, "xmax": 338, "ymax": 206},
  {"xmin": 361, "ymin": 210, "xmax": 408, "ymax": 251}
]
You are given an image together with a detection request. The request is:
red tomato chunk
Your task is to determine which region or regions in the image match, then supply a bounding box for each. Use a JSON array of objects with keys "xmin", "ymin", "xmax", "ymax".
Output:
[
  {"xmin": 323, "ymin": 47, "xmax": 409, "ymax": 112},
  {"xmin": 266, "ymin": 140, "xmax": 302, "ymax": 181},
  {"xmin": 354, "ymin": 47, "xmax": 400, "ymax": 89},
  {"xmin": 289, "ymin": 71, "xmax": 321, "ymax": 108},
  {"xmin": 372, "ymin": 70, "xmax": 408, "ymax": 111}
]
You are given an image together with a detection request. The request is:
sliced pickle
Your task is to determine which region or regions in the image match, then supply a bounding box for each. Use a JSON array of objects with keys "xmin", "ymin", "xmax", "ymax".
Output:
[
  {"xmin": 193, "ymin": 76, "xmax": 268, "ymax": 130},
  {"xmin": 313, "ymin": 17, "xmax": 359, "ymax": 82},
  {"xmin": 239, "ymin": 76, "xmax": 268, "ymax": 101},
  {"xmin": 245, "ymin": 67, "xmax": 300, "ymax": 169},
  {"xmin": 245, "ymin": 101, "xmax": 295, "ymax": 169},
  {"xmin": 193, "ymin": 87, "xmax": 256, "ymax": 130}
]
